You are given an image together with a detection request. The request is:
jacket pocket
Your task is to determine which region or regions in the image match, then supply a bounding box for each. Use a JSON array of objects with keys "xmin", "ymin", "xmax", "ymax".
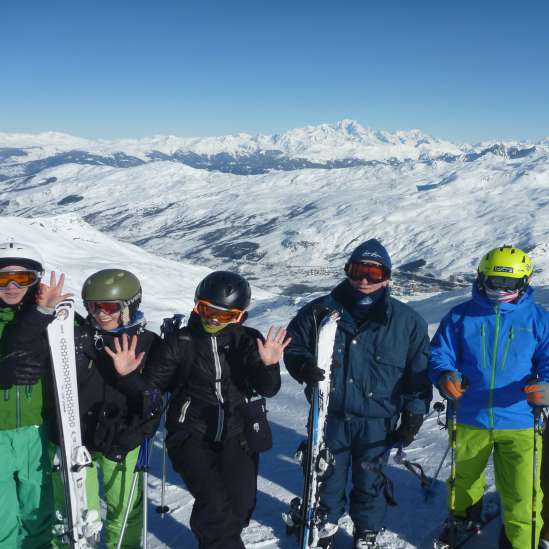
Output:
[{"xmin": 368, "ymin": 351, "xmax": 406, "ymax": 398}]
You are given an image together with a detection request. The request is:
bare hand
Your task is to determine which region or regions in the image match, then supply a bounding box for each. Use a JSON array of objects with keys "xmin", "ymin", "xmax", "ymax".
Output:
[
  {"xmin": 36, "ymin": 272, "xmax": 73, "ymax": 309},
  {"xmin": 257, "ymin": 326, "xmax": 291, "ymax": 366},
  {"xmin": 104, "ymin": 333, "xmax": 145, "ymax": 377}
]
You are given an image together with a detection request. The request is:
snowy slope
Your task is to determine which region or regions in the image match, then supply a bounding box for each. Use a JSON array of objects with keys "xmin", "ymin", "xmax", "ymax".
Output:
[{"xmin": 2, "ymin": 215, "xmax": 548, "ymax": 549}]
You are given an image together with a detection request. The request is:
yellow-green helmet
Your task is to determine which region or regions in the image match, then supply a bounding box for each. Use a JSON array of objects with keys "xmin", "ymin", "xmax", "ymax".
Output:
[{"xmin": 478, "ymin": 245, "xmax": 533, "ymax": 280}]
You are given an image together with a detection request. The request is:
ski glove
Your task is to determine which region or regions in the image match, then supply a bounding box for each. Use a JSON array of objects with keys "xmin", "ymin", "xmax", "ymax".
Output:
[
  {"xmin": 392, "ymin": 411, "xmax": 424, "ymax": 448},
  {"xmin": 524, "ymin": 382, "xmax": 549, "ymax": 407},
  {"xmin": 0, "ymin": 352, "xmax": 46, "ymax": 386},
  {"xmin": 437, "ymin": 371, "xmax": 466, "ymax": 401},
  {"xmin": 299, "ymin": 359, "xmax": 325, "ymax": 385}
]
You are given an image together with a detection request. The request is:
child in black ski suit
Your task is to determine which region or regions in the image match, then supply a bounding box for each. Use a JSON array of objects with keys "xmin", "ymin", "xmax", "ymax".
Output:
[{"xmin": 112, "ymin": 271, "xmax": 289, "ymax": 549}]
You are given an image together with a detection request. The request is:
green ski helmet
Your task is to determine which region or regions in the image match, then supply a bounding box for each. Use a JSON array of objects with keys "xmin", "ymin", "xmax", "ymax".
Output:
[{"xmin": 82, "ymin": 269, "xmax": 142, "ymax": 325}]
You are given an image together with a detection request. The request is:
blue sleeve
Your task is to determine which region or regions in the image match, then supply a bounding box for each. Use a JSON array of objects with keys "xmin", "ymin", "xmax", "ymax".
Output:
[
  {"xmin": 533, "ymin": 308, "xmax": 549, "ymax": 382},
  {"xmin": 284, "ymin": 304, "xmax": 318, "ymax": 384},
  {"xmin": 429, "ymin": 312, "xmax": 460, "ymax": 384}
]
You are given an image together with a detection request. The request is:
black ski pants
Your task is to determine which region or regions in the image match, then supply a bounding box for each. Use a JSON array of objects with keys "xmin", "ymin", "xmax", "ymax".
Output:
[{"xmin": 168, "ymin": 432, "xmax": 259, "ymax": 549}]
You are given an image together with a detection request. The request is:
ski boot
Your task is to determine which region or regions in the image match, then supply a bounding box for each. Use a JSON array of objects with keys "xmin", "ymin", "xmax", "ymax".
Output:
[
  {"xmin": 433, "ymin": 516, "xmax": 482, "ymax": 548},
  {"xmin": 354, "ymin": 529, "xmax": 380, "ymax": 549},
  {"xmin": 316, "ymin": 522, "xmax": 338, "ymax": 548}
]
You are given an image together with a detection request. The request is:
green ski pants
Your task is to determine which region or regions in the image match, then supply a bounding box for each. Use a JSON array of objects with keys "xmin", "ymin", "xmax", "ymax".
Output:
[
  {"xmin": 52, "ymin": 446, "xmax": 143, "ymax": 549},
  {"xmin": 0, "ymin": 424, "xmax": 54, "ymax": 548},
  {"xmin": 449, "ymin": 423, "xmax": 542, "ymax": 549}
]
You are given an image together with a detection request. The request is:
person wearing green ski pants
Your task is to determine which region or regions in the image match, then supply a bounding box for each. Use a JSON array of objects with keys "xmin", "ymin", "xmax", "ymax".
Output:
[
  {"xmin": 0, "ymin": 424, "xmax": 54, "ymax": 548},
  {"xmin": 0, "ymin": 242, "xmax": 71, "ymax": 548},
  {"xmin": 450, "ymin": 423, "xmax": 542, "ymax": 548},
  {"xmin": 430, "ymin": 246, "xmax": 549, "ymax": 548},
  {"xmin": 52, "ymin": 445, "xmax": 142, "ymax": 549}
]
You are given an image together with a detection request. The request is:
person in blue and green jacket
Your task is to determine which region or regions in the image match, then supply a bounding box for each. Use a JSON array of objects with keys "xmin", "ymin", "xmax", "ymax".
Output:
[
  {"xmin": 0, "ymin": 241, "xmax": 70, "ymax": 548},
  {"xmin": 429, "ymin": 245, "xmax": 549, "ymax": 549}
]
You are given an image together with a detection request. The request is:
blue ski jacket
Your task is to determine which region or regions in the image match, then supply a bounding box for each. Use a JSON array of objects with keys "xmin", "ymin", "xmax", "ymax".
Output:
[
  {"xmin": 429, "ymin": 284, "xmax": 549, "ymax": 430},
  {"xmin": 285, "ymin": 283, "xmax": 432, "ymax": 421}
]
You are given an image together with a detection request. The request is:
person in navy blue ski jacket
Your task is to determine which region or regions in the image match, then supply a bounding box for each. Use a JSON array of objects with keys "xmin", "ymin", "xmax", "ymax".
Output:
[{"xmin": 285, "ymin": 239, "xmax": 432, "ymax": 548}]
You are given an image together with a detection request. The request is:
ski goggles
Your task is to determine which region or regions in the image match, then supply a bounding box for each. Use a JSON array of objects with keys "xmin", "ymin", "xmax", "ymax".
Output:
[
  {"xmin": 86, "ymin": 301, "xmax": 123, "ymax": 315},
  {"xmin": 193, "ymin": 300, "xmax": 244, "ymax": 324},
  {"xmin": 484, "ymin": 275, "xmax": 526, "ymax": 292},
  {"xmin": 345, "ymin": 262, "xmax": 390, "ymax": 283},
  {"xmin": 0, "ymin": 270, "xmax": 42, "ymax": 288}
]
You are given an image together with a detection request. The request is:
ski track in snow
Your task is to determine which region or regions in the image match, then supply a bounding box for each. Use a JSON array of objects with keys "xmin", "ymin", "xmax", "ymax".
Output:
[{"xmin": 0, "ymin": 212, "xmax": 547, "ymax": 548}]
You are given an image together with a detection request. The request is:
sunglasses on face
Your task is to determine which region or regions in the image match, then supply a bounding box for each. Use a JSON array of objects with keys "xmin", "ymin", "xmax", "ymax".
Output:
[
  {"xmin": 484, "ymin": 275, "xmax": 525, "ymax": 292},
  {"xmin": 345, "ymin": 262, "xmax": 390, "ymax": 283},
  {"xmin": 87, "ymin": 301, "xmax": 123, "ymax": 315},
  {"xmin": 0, "ymin": 270, "xmax": 41, "ymax": 289},
  {"xmin": 193, "ymin": 300, "xmax": 244, "ymax": 324}
]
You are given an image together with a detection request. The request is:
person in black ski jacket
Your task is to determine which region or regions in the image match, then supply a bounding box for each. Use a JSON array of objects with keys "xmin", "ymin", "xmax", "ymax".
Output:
[
  {"xmin": 284, "ymin": 239, "xmax": 432, "ymax": 549},
  {"xmin": 51, "ymin": 268, "xmax": 161, "ymax": 549},
  {"xmin": 112, "ymin": 271, "xmax": 288, "ymax": 549}
]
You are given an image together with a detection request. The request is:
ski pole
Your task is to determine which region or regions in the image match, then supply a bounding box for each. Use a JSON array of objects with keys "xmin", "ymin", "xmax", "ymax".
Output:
[
  {"xmin": 531, "ymin": 407, "xmax": 542, "ymax": 549},
  {"xmin": 142, "ymin": 437, "xmax": 150, "ymax": 549},
  {"xmin": 155, "ymin": 398, "xmax": 170, "ymax": 518},
  {"xmin": 117, "ymin": 439, "xmax": 152, "ymax": 549},
  {"xmin": 448, "ymin": 399, "xmax": 459, "ymax": 549}
]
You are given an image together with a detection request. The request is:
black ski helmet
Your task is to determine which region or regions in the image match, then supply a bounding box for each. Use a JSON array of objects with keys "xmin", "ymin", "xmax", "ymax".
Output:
[
  {"xmin": 194, "ymin": 271, "xmax": 251, "ymax": 310},
  {"xmin": 82, "ymin": 269, "xmax": 142, "ymax": 325}
]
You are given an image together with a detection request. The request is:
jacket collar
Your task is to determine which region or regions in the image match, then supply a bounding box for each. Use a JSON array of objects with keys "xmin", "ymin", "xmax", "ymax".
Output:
[{"xmin": 329, "ymin": 281, "xmax": 389, "ymax": 330}]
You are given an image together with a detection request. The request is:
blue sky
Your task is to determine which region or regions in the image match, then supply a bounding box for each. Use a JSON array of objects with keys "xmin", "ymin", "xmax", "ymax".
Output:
[{"xmin": 2, "ymin": 0, "xmax": 548, "ymax": 142}]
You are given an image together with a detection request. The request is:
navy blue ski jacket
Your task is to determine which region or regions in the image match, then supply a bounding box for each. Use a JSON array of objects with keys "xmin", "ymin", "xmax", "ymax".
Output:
[{"xmin": 285, "ymin": 283, "xmax": 432, "ymax": 420}]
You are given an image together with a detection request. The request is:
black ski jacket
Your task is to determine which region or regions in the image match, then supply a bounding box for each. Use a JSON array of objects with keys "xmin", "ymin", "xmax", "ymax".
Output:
[
  {"xmin": 69, "ymin": 315, "xmax": 162, "ymax": 461},
  {"xmin": 119, "ymin": 313, "xmax": 281, "ymax": 443}
]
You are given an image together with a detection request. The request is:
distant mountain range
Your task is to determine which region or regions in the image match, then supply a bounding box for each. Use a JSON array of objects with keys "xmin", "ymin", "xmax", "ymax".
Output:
[{"xmin": 1, "ymin": 120, "xmax": 546, "ymax": 177}]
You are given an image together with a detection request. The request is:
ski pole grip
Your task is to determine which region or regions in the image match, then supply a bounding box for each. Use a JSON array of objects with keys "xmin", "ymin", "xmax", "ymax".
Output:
[{"xmin": 433, "ymin": 402, "xmax": 445, "ymax": 413}]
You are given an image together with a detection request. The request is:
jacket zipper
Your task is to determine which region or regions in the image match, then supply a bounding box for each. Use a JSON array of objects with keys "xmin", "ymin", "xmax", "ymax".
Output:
[
  {"xmin": 488, "ymin": 305, "xmax": 500, "ymax": 429},
  {"xmin": 178, "ymin": 398, "xmax": 191, "ymax": 423},
  {"xmin": 500, "ymin": 327, "xmax": 514, "ymax": 371},
  {"xmin": 480, "ymin": 324, "xmax": 487, "ymax": 369},
  {"xmin": 211, "ymin": 336, "xmax": 225, "ymax": 442}
]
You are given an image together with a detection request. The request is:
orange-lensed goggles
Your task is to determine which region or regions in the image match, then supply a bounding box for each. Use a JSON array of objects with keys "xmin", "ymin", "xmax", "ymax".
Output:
[
  {"xmin": 0, "ymin": 270, "xmax": 41, "ymax": 288},
  {"xmin": 87, "ymin": 301, "xmax": 123, "ymax": 315},
  {"xmin": 193, "ymin": 300, "xmax": 244, "ymax": 324},
  {"xmin": 345, "ymin": 262, "xmax": 390, "ymax": 283}
]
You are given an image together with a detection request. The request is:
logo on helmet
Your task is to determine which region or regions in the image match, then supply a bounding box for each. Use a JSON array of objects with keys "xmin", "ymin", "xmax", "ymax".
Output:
[{"xmin": 494, "ymin": 266, "xmax": 513, "ymax": 273}]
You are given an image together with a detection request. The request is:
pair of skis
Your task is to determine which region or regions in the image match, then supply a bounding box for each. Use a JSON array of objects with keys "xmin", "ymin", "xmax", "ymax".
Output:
[
  {"xmin": 283, "ymin": 312, "xmax": 339, "ymax": 549},
  {"xmin": 48, "ymin": 300, "xmax": 101, "ymax": 548}
]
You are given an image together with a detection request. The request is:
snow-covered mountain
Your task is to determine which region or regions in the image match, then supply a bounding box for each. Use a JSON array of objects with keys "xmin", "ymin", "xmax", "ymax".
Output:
[
  {"xmin": 1, "ymin": 120, "xmax": 547, "ymax": 177},
  {"xmin": 0, "ymin": 120, "xmax": 547, "ymax": 298}
]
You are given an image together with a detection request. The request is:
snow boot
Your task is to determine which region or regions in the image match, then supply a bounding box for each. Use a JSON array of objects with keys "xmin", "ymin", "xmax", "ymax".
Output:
[
  {"xmin": 317, "ymin": 522, "xmax": 338, "ymax": 548},
  {"xmin": 353, "ymin": 529, "xmax": 379, "ymax": 549},
  {"xmin": 433, "ymin": 516, "xmax": 481, "ymax": 548}
]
